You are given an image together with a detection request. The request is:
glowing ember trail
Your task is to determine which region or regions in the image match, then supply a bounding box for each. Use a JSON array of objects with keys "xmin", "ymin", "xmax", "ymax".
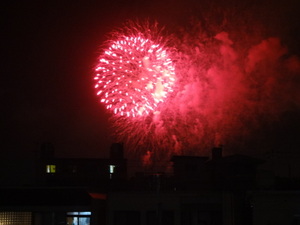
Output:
[{"xmin": 94, "ymin": 31, "xmax": 175, "ymax": 117}]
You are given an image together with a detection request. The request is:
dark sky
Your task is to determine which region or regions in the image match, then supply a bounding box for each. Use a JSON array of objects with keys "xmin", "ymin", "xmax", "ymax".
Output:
[
  {"xmin": 1, "ymin": 0, "xmax": 300, "ymax": 161},
  {"xmin": 1, "ymin": 2, "xmax": 122, "ymax": 158}
]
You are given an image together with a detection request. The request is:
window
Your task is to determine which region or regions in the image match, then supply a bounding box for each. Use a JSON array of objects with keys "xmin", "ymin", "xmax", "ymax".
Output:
[
  {"xmin": 67, "ymin": 212, "xmax": 91, "ymax": 225},
  {"xmin": 46, "ymin": 165, "xmax": 56, "ymax": 173},
  {"xmin": 109, "ymin": 165, "xmax": 116, "ymax": 173},
  {"xmin": 109, "ymin": 165, "xmax": 116, "ymax": 179},
  {"xmin": 0, "ymin": 212, "xmax": 32, "ymax": 225}
]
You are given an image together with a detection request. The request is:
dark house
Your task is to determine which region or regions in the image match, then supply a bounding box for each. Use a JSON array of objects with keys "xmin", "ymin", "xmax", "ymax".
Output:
[
  {"xmin": 0, "ymin": 187, "xmax": 98, "ymax": 225},
  {"xmin": 0, "ymin": 143, "xmax": 125, "ymax": 225},
  {"xmin": 36, "ymin": 143, "xmax": 127, "ymax": 187},
  {"xmin": 171, "ymin": 147, "xmax": 264, "ymax": 191}
]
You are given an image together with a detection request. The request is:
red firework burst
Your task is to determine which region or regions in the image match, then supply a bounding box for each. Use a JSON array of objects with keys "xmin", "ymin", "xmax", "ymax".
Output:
[{"xmin": 94, "ymin": 29, "xmax": 175, "ymax": 117}]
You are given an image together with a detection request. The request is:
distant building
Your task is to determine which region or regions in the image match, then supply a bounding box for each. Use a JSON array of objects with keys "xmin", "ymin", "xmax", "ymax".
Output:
[
  {"xmin": 107, "ymin": 190, "xmax": 222, "ymax": 225},
  {"xmin": 171, "ymin": 147, "xmax": 264, "ymax": 191},
  {"xmin": 2, "ymin": 144, "xmax": 300, "ymax": 225},
  {"xmin": 36, "ymin": 142, "xmax": 127, "ymax": 187},
  {"xmin": 0, "ymin": 143, "xmax": 124, "ymax": 225},
  {"xmin": 105, "ymin": 147, "xmax": 262, "ymax": 225},
  {"xmin": 0, "ymin": 187, "xmax": 99, "ymax": 225}
]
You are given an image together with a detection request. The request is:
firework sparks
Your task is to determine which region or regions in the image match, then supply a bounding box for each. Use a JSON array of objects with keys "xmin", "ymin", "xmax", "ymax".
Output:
[
  {"xmin": 93, "ymin": 19, "xmax": 300, "ymax": 164},
  {"xmin": 94, "ymin": 25, "xmax": 175, "ymax": 118}
]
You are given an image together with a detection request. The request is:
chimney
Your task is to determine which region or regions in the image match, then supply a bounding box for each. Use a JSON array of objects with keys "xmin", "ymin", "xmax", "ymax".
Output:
[{"xmin": 211, "ymin": 147, "xmax": 222, "ymax": 160}]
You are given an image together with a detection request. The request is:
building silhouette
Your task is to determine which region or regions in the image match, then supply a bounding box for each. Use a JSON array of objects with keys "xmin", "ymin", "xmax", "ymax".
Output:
[{"xmin": 1, "ymin": 144, "xmax": 300, "ymax": 225}]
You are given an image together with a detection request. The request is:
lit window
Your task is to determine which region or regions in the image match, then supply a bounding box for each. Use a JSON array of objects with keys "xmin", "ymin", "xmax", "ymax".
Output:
[
  {"xmin": 109, "ymin": 165, "xmax": 116, "ymax": 174},
  {"xmin": 67, "ymin": 212, "xmax": 91, "ymax": 225},
  {"xmin": 0, "ymin": 212, "xmax": 32, "ymax": 225},
  {"xmin": 67, "ymin": 212, "xmax": 91, "ymax": 216},
  {"xmin": 109, "ymin": 165, "xmax": 116, "ymax": 179},
  {"xmin": 46, "ymin": 165, "xmax": 56, "ymax": 173}
]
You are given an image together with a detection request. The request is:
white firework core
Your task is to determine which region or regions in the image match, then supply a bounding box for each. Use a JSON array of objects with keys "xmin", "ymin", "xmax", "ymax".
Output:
[{"xmin": 94, "ymin": 36, "xmax": 176, "ymax": 117}]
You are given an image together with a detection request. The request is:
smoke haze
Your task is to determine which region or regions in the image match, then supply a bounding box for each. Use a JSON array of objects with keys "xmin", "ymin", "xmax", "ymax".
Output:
[{"xmin": 110, "ymin": 0, "xmax": 300, "ymax": 164}]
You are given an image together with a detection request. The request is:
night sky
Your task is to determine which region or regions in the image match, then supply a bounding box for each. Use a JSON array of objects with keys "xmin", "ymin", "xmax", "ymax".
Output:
[
  {"xmin": 1, "ymin": 0, "xmax": 300, "ymax": 164},
  {"xmin": 1, "ymin": 1, "xmax": 139, "ymax": 159}
]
